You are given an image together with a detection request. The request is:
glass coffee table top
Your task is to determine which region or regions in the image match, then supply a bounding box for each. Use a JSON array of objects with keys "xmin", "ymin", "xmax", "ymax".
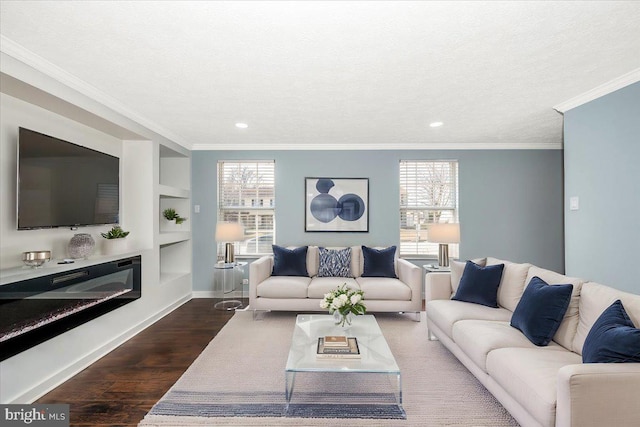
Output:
[
  {"xmin": 285, "ymin": 314, "xmax": 402, "ymax": 408},
  {"xmin": 286, "ymin": 314, "xmax": 400, "ymax": 373}
]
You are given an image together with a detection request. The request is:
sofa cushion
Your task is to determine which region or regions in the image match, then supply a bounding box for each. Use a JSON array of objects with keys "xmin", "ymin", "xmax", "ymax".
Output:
[
  {"xmin": 486, "ymin": 347, "xmax": 582, "ymax": 427},
  {"xmin": 426, "ymin": 299, "xmax": 512, "ymax": 340},
  {"xmin": 511, "ymin": 276, "xmax": 573, "ymax": 346},
  {"xmin": 361, "ymin": 246, "xmax": 398, "ymax": 278},
  {"xmin": 356, "ymin": 277, "xmax": 410, "ymax": 301},
  {"xmin": 453, "ymin": 320, "xmax": 566, "ymax": 372},
  {"xmin": 318, "ymin": 247, "xmax": 352, "ymax": 277},
  {"xmin": 525, "ymin": 266, "xmax": 583, "ymax": 351},
  {"xmin": 272, "ymin": 245, "xmax": 309, "ymax": 276},
  {"xmin": 450, "ymin": 257, "xmax": 486, "ymax": 293},
  {"xmin": 573, "ymin": 282, "xmax": 640, "ymax": 355},
  {"xmin": 452, "ymin": 261, "xmax": 504, "ymax": 308},
  {"xmin": 256, "ymin": 276, "xmax": 311, "ymax": 298},
  {"xmin": 306, "ymin": 246, "xmax": 319, "ymax": 277},
  {"xmin": 582, "ymin": 300, "xmax": 640, "ymax": 363},
  {"xmin": 308, "ymin": 277, "xmax": 360, "ymax": 299},
  {"xmin": 486, "ymin": 257, "xmax": 532, "ymax": 312}
]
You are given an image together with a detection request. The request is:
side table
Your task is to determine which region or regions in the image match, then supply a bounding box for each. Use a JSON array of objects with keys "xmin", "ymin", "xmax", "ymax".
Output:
[
  {"xmin": 214, "ymin": 262, "xmax": 246, "ymax": 311},
  {"xmin": 422, "ymin": 264, "xmax": 451, "ymax": 274}
]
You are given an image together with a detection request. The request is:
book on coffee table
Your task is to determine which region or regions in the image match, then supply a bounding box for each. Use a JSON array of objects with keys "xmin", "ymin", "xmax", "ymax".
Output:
[
  {"xmin": 317, "ymin": 337, "xmax": 361, "ymax": 359},
  {"xmin": 323, "ymin": 335, "xmax": 349, "ymax": 347}
]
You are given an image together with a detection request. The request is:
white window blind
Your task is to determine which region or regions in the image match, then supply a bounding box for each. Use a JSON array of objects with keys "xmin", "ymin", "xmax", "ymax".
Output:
[
  {"xmin": 218, "ymin": 161, "xmax": 275, "ymax": 256},
  {"xmin": 399, "ymin": 160, "xmax": 459, "ymax": 257}
]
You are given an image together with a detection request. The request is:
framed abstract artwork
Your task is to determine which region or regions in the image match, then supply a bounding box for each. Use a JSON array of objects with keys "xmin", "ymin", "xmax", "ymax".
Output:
[{"xmin": 305, "ymin": 178, "xmax": 369, "ymax": 232}]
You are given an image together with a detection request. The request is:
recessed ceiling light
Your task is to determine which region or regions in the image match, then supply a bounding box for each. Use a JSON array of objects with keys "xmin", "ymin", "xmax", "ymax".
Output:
[
  {"xmin": 235, "ymin": 122, "xmax": 248, "ymax": 129},
  {"xmin": 430, "ymin": 122, "xmax": 443, "ymax": 128}
]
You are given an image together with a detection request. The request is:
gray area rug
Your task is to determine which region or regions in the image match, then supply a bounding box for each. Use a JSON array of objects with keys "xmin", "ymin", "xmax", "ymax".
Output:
[{"xmin": 139, "ymin": 311, "xmax": 519, "ymax": 426}]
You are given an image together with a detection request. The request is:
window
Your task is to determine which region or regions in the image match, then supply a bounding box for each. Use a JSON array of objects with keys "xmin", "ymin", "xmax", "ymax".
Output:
[
  {"xmin": 399, "ymin": 160, "xmax": 459, "ymax": 257},
  {"xmin": 218, "ymin": 161, "xmax": 275, "ymax": 256}
]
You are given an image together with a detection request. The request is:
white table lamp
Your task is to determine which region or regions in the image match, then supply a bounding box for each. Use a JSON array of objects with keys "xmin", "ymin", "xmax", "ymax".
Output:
[
  {"xmin": 427, "ymin": 223, "xmax": 460, "ymax": 268},
  {"xmin": 215, "ymin": 222, "xmax": 244, "ymax": 263}
]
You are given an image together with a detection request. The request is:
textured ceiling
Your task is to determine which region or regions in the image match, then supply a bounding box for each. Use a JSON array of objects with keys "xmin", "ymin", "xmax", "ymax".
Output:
[{"xmin": 1, "ymin": 1, "xmax": 639, "ymax": 150}]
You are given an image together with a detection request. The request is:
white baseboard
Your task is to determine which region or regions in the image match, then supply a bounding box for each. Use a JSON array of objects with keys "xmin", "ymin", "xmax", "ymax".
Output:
[
  {"xmin": 192, "ymin": 291, "xmax": 215, "ymax": 298},
  {"xmin": 14, "ymin": 293, "xmax": 192, "ymax": 404},
  {"xmin": 192, "ymin": 291, "xmax": 244, "ymax": 299}
]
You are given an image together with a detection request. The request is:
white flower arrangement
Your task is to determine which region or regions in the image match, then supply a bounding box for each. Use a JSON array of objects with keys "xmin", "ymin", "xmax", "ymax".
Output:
[{"xmin": 320, "ymin": 284, "xmax": 366, "ymax": 322}]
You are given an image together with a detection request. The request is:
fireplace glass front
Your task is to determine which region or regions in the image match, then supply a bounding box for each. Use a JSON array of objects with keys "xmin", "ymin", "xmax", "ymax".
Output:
[{"xmin": 0, "ymin": 255, "xmax": 141, "ymax": 361}]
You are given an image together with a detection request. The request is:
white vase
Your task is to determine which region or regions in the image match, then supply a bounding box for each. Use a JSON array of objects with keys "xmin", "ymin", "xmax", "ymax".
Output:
[
  {"xmin": 103, "ymin": 238, "xmax": 128, "ymax": 256},
  {"xmin": 163, "ymin": 218, "xmax": 176, "ymax": 231}
]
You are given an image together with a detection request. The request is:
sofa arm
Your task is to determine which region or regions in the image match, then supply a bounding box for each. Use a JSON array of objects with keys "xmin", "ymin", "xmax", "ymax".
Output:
[
  {"xmin": 425, "ymin": 272, "xmax": 453, "ymax": 302},
  {"xmin": 249, "ymin": 255, "xmax": 273, "ymax": 301},
  {"xmin": 397, "ymin": 259, "xmax": 422, "ymax": 309},
  {"xmin": 556, "ymin": 363, "xmax": 640, "ymax": 427}
]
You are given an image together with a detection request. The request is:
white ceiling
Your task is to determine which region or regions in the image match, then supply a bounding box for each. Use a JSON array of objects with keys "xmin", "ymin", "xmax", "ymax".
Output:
[{"xmin": 1, "ymin": 1, "xmax": 639, "ymax": 150}]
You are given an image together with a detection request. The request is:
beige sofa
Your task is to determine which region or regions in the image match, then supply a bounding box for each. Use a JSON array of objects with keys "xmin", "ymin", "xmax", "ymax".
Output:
[
  {"xmin": 249, "ymin": 246, "xmax": 422, "ymax": 317},
  {"xmin": 425, "ymin": 257, "xmax": 640, "ymax": 427}
]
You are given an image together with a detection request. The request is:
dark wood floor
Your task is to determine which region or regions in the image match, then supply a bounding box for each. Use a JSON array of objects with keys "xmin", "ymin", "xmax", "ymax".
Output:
[{"xmin": 36, "ymin": 298, "xmax": 245, "ymax": 426}]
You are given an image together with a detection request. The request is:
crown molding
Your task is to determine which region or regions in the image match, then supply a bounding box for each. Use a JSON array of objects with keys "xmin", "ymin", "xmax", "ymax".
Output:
[
  {"xmin": 0, "ymin": 35, "xmax": 191, "ymax": 149},
  {"xmin": 192, "ymin": 142, "xmax": 563, "ymax": 151},
  {"xmin": 553, "ymin": 68, "xmax": 640, "ymax": 113}
]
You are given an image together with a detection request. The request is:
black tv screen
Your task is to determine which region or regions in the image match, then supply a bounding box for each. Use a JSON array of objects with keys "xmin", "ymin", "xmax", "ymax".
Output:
[{"xmin": 17, "ymin": 127, "xmax": 120, "ymax": 230}]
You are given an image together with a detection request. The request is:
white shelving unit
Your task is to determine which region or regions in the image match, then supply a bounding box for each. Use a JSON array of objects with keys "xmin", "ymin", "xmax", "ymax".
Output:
[{"xmin": 157, "ymin": 144, "xmax": 191, "ymax": 287}]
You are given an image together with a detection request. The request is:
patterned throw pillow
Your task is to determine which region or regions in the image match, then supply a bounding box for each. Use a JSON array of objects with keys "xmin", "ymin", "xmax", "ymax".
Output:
[{"xmin": 318, "ymin": 247, "xmax": 352, "ymax": 277}]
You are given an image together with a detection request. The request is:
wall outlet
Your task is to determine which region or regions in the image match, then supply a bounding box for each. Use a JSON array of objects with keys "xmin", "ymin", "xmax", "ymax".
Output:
[{"xmin": 242, "ymin": 279, "xmax": 249, "ymax": 285}]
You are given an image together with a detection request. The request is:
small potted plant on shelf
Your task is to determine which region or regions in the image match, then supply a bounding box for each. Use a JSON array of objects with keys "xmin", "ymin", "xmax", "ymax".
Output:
[
  {"xmin": 100, "ymin": 225, "xmax": 130, "ymax": 255},
  {"xmin": 163, "ymin": 208, "xmax": 188, "ymax": 229}
]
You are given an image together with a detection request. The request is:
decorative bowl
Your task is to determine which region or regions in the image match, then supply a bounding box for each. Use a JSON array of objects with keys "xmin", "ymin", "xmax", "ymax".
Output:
[{"xmin": 23, "ymin": 250, "xmax": 51, "ymax": 268}]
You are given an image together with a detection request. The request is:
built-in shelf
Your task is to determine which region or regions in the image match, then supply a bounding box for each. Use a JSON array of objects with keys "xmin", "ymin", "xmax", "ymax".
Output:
[
  {"xmin": 156, "ymin": 142, "xmax": 191, "ymax": 289},
  {"xmin": 158, "ymin": 232, "xmax": 190, "ymax": 246},
  {"xmin": 158, "ymin": 184, "xmax": 190, "ymax": 199},
  {"xmin": 159, "ymin": 271, "xmax": 191, "ymax": 286}
]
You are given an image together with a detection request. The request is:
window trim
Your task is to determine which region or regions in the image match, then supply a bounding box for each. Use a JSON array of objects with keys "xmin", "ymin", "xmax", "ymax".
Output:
[
  {"xmin": 399, "ymin": 159, "xmax": 459, "ymax": 258},
  {"xmin": 217, "ymin": 160, "xmax": 275, "ymax": 258}
]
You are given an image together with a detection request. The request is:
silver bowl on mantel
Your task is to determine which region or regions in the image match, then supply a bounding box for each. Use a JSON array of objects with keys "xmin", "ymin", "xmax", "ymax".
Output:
[{"xmin": 23, "ymin": 250, "xmax": 51, "ymax": 268}]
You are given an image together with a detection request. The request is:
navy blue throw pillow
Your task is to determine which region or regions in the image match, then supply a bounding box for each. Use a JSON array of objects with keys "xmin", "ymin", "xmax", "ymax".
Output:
[
  {"xmin": 510, "ymin": 276, "xmax": 573, "ymax": 346},
  {"xmin": 271, "ymin": 245, "xmax": 309, "ymax": 276},
  {"xmin": 361, "ymin": 246, "xmax": 397, "ymax": 278},
  {"xmin": 582, "ymin": 300, "xmax": 640, "ymax": 363},
  {"xmin": 452, "ymin": 261, "xmax": 504, "ymax": 308}
]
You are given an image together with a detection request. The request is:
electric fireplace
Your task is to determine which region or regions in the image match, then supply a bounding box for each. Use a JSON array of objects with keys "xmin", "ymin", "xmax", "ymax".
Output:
[{"xmin": 0, "ymin": 255, "xmax": 141, "ymax": 361}]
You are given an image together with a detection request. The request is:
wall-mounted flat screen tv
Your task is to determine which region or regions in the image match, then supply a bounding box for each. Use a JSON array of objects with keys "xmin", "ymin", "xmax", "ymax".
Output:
[{"xmin": 17, "ymin": 127, "xmax": 120, "ymax": 230}]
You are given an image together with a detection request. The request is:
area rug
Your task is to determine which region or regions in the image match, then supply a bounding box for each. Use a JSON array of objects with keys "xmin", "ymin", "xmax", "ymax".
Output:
[{"xmin": 139, "ymin": 311, "xmax": 519, "ymax": 426}]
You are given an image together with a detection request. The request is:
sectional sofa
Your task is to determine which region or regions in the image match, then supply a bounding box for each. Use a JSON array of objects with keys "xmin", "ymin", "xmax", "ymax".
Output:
[
  {"xmin": 425, "ymin": 257, "xmax": 640, "ymax": 427},
  {"xmin": 249, "ymin": 245, "xmax": 422, "ymax": 316}
]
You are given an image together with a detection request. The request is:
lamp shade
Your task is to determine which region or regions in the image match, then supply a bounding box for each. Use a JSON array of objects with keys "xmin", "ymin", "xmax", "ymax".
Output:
[
  {"xmin": 215, "ymin": 222, "xmax": 244, "ymax": 242},
  {"xmin": 427, "ymin": 223, "xmax": 460, "ymax": 244}
]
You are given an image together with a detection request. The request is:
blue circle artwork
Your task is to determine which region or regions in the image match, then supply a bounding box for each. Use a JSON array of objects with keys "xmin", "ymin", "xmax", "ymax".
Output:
[
  {"xmin": 310, "ymin": 178, "xmax": 365, "ymax": 224},
  {"xmin": 310, "ymin": 193, "xmax": 339, "ymax": 223},
  {"xmin": 315, "ymin": 179, "xmax": 335, "ymax": 194},
  {"xmin": 337, "ymin": 194, "xmax": 365, "ymax": 221}
]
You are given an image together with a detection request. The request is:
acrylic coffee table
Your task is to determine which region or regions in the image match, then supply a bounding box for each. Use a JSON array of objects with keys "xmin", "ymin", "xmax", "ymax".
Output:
[{"xmin": 285, "ymin": 314, "xmax": 402, "ymax": 409}]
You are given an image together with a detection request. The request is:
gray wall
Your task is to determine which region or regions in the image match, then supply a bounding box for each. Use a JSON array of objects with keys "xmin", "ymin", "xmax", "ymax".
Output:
[
  {"xmin": 564, "ymin": 82, "xmax": 640, "ymax": 293},
  {"xmin": 192, "ymin": 149, "xmax": 564, "ymax": 292}
]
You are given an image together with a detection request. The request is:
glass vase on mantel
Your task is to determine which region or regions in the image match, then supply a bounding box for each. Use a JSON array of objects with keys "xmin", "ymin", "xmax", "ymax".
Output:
[{"xmin": 333, "ymin": 311, "xmax": 355, "ymax": 329}]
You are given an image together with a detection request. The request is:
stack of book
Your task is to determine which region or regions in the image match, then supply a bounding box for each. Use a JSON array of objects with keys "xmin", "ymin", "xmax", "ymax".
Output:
[{"xmin": 316, "ymin": 335, "xmax": 361, "ymax": 359}]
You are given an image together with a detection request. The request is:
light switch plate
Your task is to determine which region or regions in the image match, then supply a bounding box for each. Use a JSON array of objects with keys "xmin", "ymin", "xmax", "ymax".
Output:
[{"xmin": 569, "ymin": 197, "xmax": 579, "ymax": 211}]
